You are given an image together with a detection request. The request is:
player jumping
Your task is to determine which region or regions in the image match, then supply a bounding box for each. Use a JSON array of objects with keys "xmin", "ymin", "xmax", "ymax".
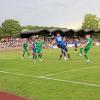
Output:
[{"xmin": 55, "ymin": 33, "xmax": 62, "ymax": 48}]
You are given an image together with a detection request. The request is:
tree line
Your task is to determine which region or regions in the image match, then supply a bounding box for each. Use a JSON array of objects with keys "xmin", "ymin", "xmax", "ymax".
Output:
[{"xmin": 0, "ymin": 14, "xmax": 100, "ymax": 37}]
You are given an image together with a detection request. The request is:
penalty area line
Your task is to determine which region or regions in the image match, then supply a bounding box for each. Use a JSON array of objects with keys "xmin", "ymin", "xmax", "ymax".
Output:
[
  {"xmin": 0, "ymin": 70, "xmax": 100, "ymax": 87},
  {"xmin": 44, "ymin": 66, "xmax": 99, "ymax": 77},
  {"xmin": 0, "ymin": 70, "xmax": 40, "ymax": 78},
  {"xmin": 40, "ymin": 77, "xmax": 100, "ymax": 87},
  {"xmin": 0, "ymin": 58, "xmax": 32, "ymax": 60}
]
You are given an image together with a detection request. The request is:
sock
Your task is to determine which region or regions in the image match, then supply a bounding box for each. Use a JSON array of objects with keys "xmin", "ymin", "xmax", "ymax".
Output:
[
  {"xmin": 34, "ymin": 54, "xmax": 37, "ymax": 60},
  {"xmin": 23, "ymin": 51, "xmax": 25, "ymax": 57},
  {"xmin": 59, "ymin": 54, "xmax": 62, "ymax": 60},
  {"xmin": 63, "ymin": 52, "xmax": 66, "ymax": 57},
  {"xmin": 28, "ymin": 52, "xmax": 30, "ymax": 57},
  {"xmin": 80, "ymin": 48, "xmax": 83, "ymax": 54},
  {"xmin": 38, "ymin": 54, "xmax": 41, "ymax": 59},
  {"xmin": 84, "ymin": 54, "xmax": 88, "ymax": 60},
  {"xmin": 33, "ymin": 54, "xmax": 35, "ymax": 60},
  {"xmin": 67, "ymin": 54, "xmax": 70, "ymax": 59},
  {"xmin": 39, "ymin": 53, "xmax": 42, "ymax": 59}
]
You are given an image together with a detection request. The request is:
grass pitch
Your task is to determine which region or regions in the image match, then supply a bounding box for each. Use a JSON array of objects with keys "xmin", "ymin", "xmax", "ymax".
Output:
[{"xmin": 0, "ymin": 46, "xmax": 100, "ymax": 100}]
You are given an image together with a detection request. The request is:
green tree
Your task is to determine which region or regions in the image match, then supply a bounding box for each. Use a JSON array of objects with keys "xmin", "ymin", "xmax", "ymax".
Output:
[
  {"xmin": 98, "ymin": 18, "xmax": 100, "ymax": 29},
  {"xmin": 23, "ymin": 25, "xmax": 34, "ymax": 30},
  {"xmin": 1, "ymin": 19, "xmax": 22, "ymax": 37},
  {"xmin": 0, "ymin": 27, "xmax": 3, "ymax": 37},
  {"xmin": 82, "ymin": 14, "xmax": 99, "ymax": 30}
]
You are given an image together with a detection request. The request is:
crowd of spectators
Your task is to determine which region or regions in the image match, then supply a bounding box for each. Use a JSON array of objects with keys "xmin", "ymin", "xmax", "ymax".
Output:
[
  {"xmin": 0, "ymin": 37, "xmax": 100, "ymax": 50},
  {"xmin": 0, "ymin": 38, "xmax": 25, "ymax": 48}
]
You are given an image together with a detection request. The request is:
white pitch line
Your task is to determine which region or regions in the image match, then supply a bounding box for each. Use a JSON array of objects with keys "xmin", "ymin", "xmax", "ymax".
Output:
[
  {"xmin": 0, "ymin": 70, "xmax": 100, "ymax": 87},
  {"xmin": 0, "ymin": 58, "xmax": 27, "ymax": 59},
  {"xmin": 0, "ymin": 58, "xmax": 17, "ymax": 60},
  {"xmin": 40, "ymin": 77, "xmax": 100, "ymax": 87},
  {"xmin": 0, "ymin": 70, "xmax": 40, "ymax": 78},
  {"xmin": 44, "ymin": 66, "xmax": 99, "ymax": 77}
]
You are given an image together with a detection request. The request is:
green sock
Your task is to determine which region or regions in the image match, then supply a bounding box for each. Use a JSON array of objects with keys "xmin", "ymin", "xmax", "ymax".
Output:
[
  {"xmin": 39, "ymin": 53, "xmax": 42, "ymax": 59},
  {"xmin": 23, "ymin": 51, "xmax": 25, "ymax": 57},
  {"xmin": 84, "ymin": 54, "xmax": 88, "ymax": 60},
  {"xmin": 28, "ymin": 52, "xmax": 30, "ymax": 57},
  {"xmin": 34, "ymin": 55, "xmax": 37, "ymax": 60},
  {"xmin": 80, "ymin": 48, "xmax": 83, "ymax": 54},
  {"xmin": 33, "ymin": 55, "xmax": 35, "ymax": 60},
  {"xmin": 38, "ymin": 54, "xmax": 40, "ymax": 59}
]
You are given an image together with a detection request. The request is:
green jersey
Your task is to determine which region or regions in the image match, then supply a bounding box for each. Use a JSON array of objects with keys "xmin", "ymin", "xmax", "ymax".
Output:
[
  {"xmin": 23, "ymin": 42, "xmax": 28, "ymax": 51},
  {"xmin": 85, "ymin": 38, "xmax": 92, "ymax": 49},
  {"xmin": 35, "ymin": 41, "xmax": 43, "ymax": 52}
]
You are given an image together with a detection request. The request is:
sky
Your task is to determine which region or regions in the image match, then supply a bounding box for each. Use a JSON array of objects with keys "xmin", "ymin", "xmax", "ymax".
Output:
[{"xmin": 0, "ymin": 0, "xmax": 100, "ymax": 29}]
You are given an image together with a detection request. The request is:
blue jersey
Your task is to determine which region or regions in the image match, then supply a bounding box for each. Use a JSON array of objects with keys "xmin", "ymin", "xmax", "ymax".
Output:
[
  {"xmin": 61, "ymin": 41, "xmax": 67, "ymax": 49},
  {"xmin": 55, "ymin": 36, "xmax": 62, "ymax": 44},
  {"xmin": 32, "ymin": 42, "xmax": 36, "ymax": 52},
  {"xmin": 74, "ymin": 41, "xmax": 78, "ymax": 47}
]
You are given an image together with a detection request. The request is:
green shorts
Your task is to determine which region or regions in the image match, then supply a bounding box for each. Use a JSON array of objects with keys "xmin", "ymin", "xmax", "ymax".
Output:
[
  {"xmin": 36, "ymin": 49, "xmax": 42, "ymax": 53},
  {"xmin": 23, "ymin": 49, "xmax": 28, "ymax": 52},
  {"xmin": 84, "ymin": 46, "xmax": 91, "ymax": 54}
]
